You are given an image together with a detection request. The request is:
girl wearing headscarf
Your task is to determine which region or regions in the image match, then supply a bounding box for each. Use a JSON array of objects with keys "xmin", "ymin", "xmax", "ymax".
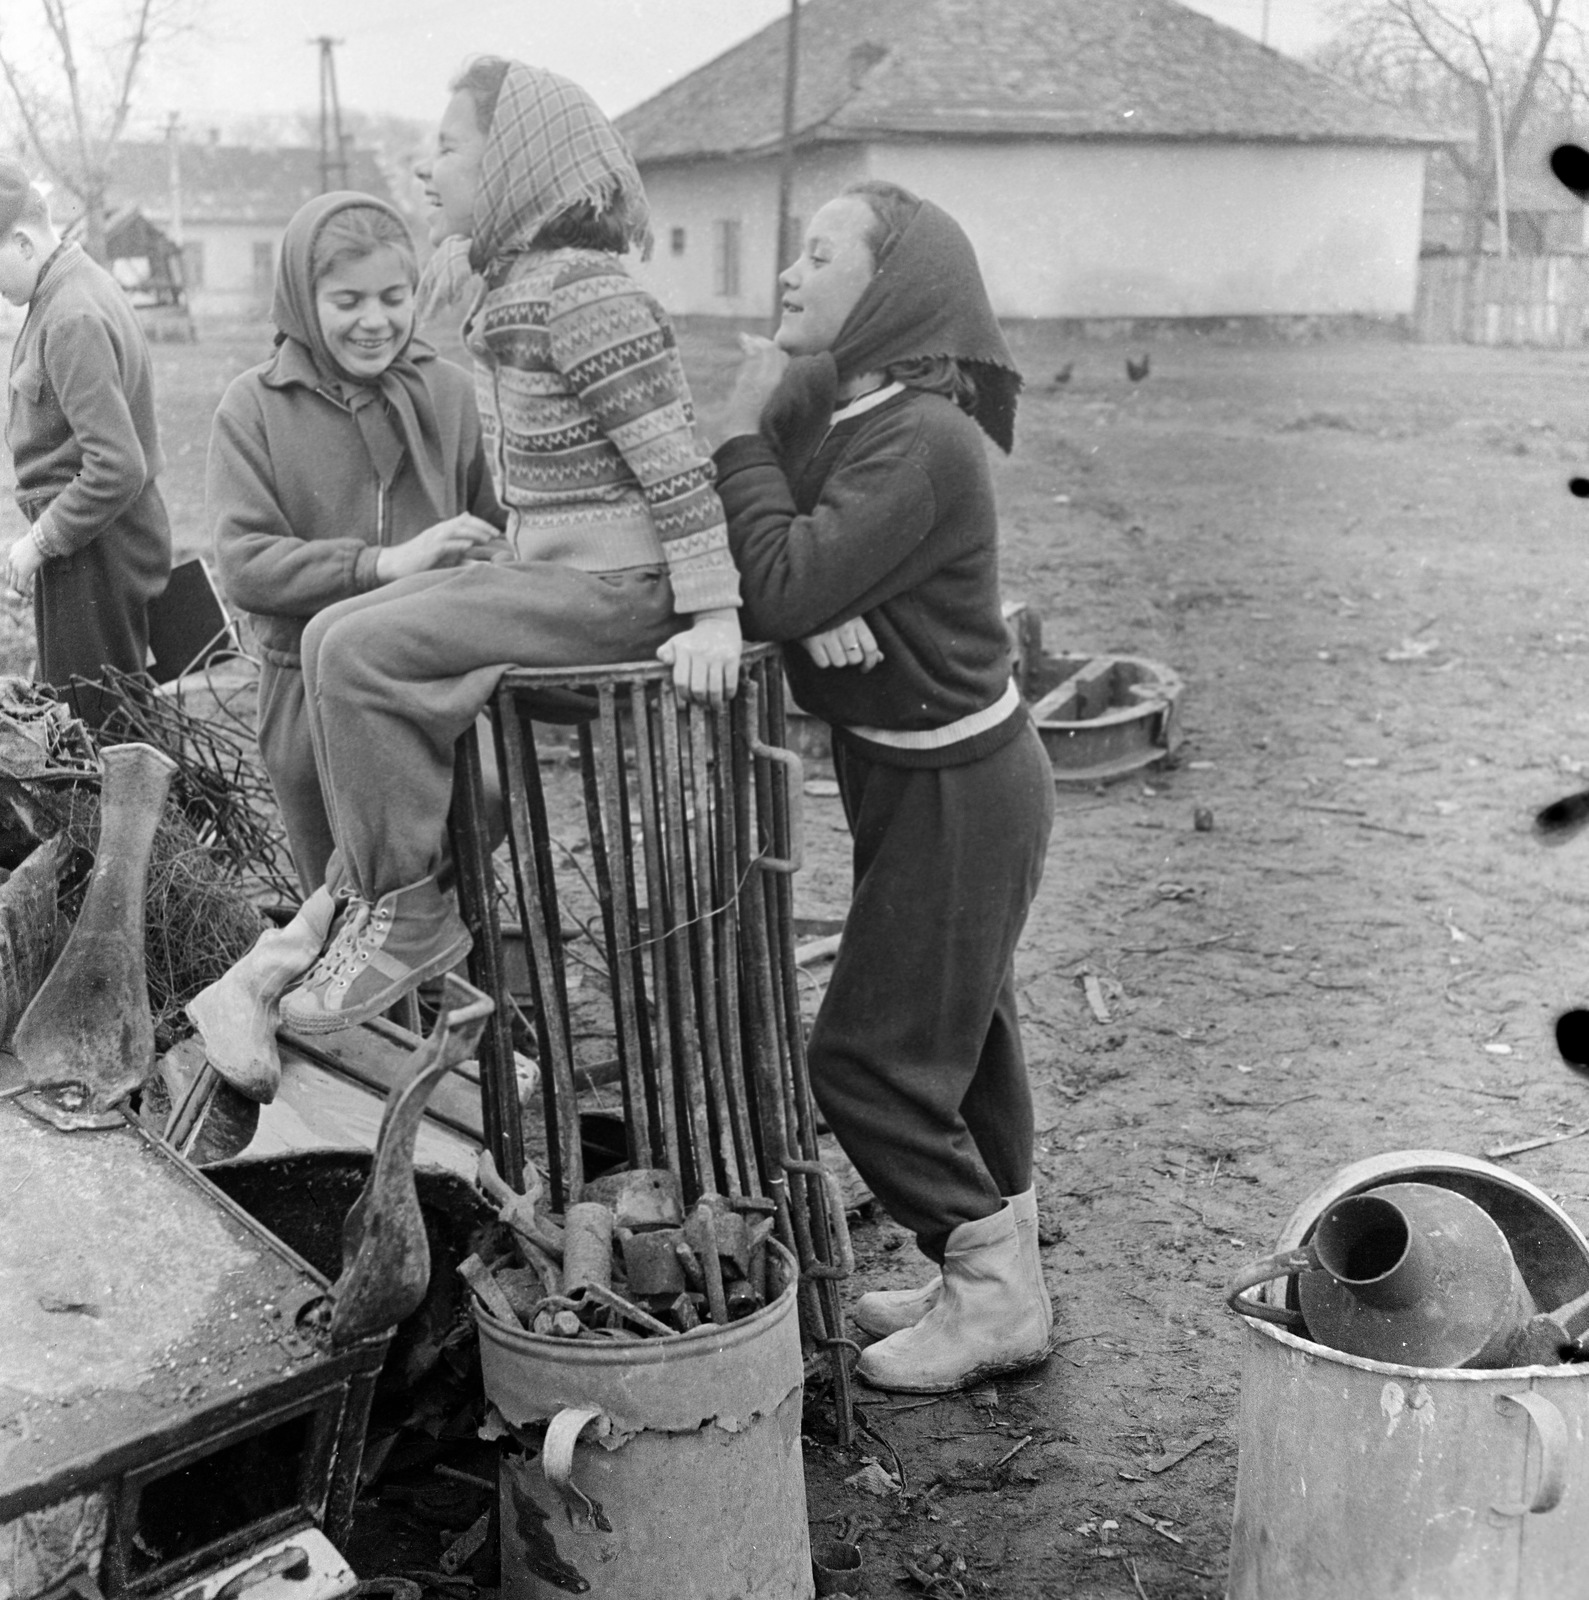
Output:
[
  {"xmin": 712, "ymin": 182, "xmax": 1054, "ymax": 1393},
  {"xmin": 273, "ymin": 58, "xmax": 741, "ymax": 1036},
  {"xmin": 190, "ymin": 193, "xmax": 503, "ymax": 1098},
  {"xmin": 209, "ymin": 192, "xmax": 503, "ymax": 892}
]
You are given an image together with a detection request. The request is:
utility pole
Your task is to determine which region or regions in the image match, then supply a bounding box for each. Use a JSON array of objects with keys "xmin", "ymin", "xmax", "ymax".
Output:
[
  {"xmin": 164, "ymin": 112, "xmax": 183, "ymax": 246},
  {"xmin": 1261, "ymin": 0, "xmax": 1271, "ymax": 47},
  {"xmin": 312, "ymin": 35, "xmax": 349, "ymax": 193},
  {"xmin": 1490, "ymin": 82, "xmax": 1509, "ymax": 260},
  {"xmin": 772, "ymin": 0, "xmax": 801, "ymax": 329}
]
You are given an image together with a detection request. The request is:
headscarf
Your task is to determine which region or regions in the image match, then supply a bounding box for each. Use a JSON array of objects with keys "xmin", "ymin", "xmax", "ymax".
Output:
[
  {"xmin": 271, "ymin": 191, "xmax": 452, "ymax": 524},
  {"xmin": 763, "ymin": 196, "xmax": 1023, "ymax": 475},
  {"xmin": 421, "ymin": 60, "xmax": 653, "ymax": 315}
]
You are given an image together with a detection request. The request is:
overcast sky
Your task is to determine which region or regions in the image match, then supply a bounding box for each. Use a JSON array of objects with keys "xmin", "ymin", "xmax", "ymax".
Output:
[{"xmin": 104, "ymin": 0, "xmax": 1334, "ymax": 139}]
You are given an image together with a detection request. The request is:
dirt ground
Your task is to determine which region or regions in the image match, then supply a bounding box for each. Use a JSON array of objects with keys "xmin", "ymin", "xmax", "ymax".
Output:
[{"xmin": 9, "ymin": 318, "xmax": 1589, "ymax": 1598}]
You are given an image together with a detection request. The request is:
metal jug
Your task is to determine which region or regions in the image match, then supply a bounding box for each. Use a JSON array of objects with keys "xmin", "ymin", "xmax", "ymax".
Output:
[{"xmin": 1226, "ymin": 1180, "xmax": 1537, "ymax": 1368}]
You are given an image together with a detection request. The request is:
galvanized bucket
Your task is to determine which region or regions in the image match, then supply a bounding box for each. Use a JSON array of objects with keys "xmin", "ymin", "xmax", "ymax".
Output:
[
  {"xmin": 1229, "ymin": 1316, "xmax": 1589, "ymax": 1599},
  {"xmin": 477, "ymin": 1242, "xmax": 811, "ymax": 1600}
]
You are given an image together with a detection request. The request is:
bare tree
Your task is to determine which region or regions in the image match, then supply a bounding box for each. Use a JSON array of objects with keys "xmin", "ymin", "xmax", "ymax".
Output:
[
  {"xmin": 0, "ymin": 0, "xmax": 198, "ymax": 261},
  {"xmin": 1313, "ymin": 0, "xmax": 1589, "ymax": 250}
]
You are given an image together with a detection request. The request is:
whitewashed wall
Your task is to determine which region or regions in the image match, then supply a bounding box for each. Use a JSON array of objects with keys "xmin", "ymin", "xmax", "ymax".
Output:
[
  {"xmin": 636, "ymin": 138, "xmax": 1429, "ymax": 320},
  {"xmin": 876, "ymin": 139, "xmax": 1428, "ymax": 318},
  {"xmin": 633, "ymin": 146, "xmax": 864, "ymax": 320}
]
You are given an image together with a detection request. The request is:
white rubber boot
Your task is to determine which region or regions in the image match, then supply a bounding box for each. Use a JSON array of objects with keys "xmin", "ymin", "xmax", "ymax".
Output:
[
  {"xmin": 185, "ymin": 885, "xmax": 337, "ymax": 1103},
  {"xmin": 852, "ymin": 1184, "xmax": 1049, "ymax": 1338},
  {"xmin": 853, "ymin": 1185, "xmax": 1049, "ymax": 1339},
  {"xmin": 1010, "ymin": 1185, "xmax": 1053, "ymax": 1342},
  {"xmin": 856, "ymin": 1201, "xmax": 1051, "ymax": 1393},
  {"xmin": 853, "ymin": 1274, "xmax": 942, "ymax": 1338}
]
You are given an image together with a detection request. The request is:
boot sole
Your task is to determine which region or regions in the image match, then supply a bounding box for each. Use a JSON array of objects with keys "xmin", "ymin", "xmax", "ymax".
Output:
[
  {"xmin": 856, "ymin": 1340, "xmax": 1053, "ymax": 1394},
  {"xmin": 280, "ymin": 935, "xmax": 471, "ymax": 1037}
]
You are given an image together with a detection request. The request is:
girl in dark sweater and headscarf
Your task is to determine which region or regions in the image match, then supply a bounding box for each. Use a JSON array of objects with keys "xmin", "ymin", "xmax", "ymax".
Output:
[{"xmin": 712, "ymin": 181, "xmax": 1054, "ymax": 1393}]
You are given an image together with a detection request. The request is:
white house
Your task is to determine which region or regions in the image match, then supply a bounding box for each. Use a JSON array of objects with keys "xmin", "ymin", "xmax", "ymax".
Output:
[
  {"xmin": 56, "ymin": 141, "xmax": 393, "ymax": 319},
  {"xmin": 615, "ymin": 0, "xmax": 1449, "ymax": 322}
]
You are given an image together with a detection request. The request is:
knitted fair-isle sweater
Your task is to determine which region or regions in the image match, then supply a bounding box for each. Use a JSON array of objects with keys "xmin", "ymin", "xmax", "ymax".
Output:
[{"xmin": 464, "ymin": 246, "xmax": 740, "ymax": 617}]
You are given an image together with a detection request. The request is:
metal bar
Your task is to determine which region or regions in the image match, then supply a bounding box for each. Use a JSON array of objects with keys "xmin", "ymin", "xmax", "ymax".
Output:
[
  {"xmin": 730, "ymin": 682, "xmax": 790, "ymax": 1178},
  {"xmin": 657, "ymin": 680, "xmax": 714, "ymax": 1198},
  {"xmin": 686, "ymin": 701, "xmax": 743, "ymax": 1196},
  {"xmin": 590, "ymin": 685, "xmax": 653, "ymax": 1165},
  {"xmin": 499, "ymin": 694, "xmax": 582, "ymax": 1206},
  {"xmin": 450, "ymin": 720, "xmax": 523, "ymax": 1187},
  {"xmin": 628, "ymin": 679, "xmax": 684, "ymax": 1181},
  {"xmin": 712, "ymin": 697, "xmax": 762, "ymax": 1196}
]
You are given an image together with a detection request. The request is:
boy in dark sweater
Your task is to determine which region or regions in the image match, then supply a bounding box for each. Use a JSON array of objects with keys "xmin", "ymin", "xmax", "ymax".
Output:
[{"xmin": 1, "ymin": 159, "xmax": 172, "ymax": 726}]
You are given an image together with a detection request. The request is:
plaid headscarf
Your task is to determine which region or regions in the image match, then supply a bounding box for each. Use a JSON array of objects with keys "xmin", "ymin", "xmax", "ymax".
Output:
[
  {"xmin": 421, "ymin": 61, "xmax": 652, "ymax": 318},
  {"xmin": 470, "ymin": 61, "xmax": 652, "ymax": 271}
]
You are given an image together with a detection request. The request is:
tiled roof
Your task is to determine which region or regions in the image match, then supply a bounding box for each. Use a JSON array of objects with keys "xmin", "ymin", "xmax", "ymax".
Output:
[
  {"xmin": 616, "ymin": 0, "xmax": 1449, "ymax": 161},
  {"xmin": 96, "ymin": 142, "xmax": 391, "ymax": 226}
]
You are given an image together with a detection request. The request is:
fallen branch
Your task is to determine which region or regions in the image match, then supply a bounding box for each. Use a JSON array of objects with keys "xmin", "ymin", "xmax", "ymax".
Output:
[{"xmin": 1486, "ymin": 1124, "xmax": 1589, "ymax": 1161}]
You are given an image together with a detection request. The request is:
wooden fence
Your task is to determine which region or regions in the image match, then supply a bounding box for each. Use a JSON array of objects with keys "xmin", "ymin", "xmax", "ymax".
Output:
[{"xmin": 1416, "ymin": 253, "xmax": 1589, "ymax": 346}]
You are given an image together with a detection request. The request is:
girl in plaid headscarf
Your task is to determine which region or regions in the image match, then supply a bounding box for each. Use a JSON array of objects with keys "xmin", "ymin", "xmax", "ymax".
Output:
[{"xmin": 273, "ymin": 57, "xmax": 743, "ymax": 1035}]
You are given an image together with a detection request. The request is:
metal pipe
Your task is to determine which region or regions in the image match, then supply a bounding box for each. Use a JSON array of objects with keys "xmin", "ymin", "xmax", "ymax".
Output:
[
  {"xmin": 589, "ymin": 685, "xmax": 654, "ymax": 1165},
  {"xmin": 629, "ymin": 681, "xmax": 684, "ymax": 1181},
  {"xmin": 499, "ymin": 695, "xmax": 582, "ymax": 1205},
  {"xmin": 657, "ymin": 681, "xmax": 714, "ymax": 1198}
]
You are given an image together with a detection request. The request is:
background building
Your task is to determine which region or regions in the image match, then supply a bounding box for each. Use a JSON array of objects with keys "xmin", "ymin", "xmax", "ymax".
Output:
[
  {"xmin": 616, "ymin": 0, "xmax": 1449, "ymax": 323},
  {"xmin": 50, "ymin": 140, "xmax": 392, "ymax": 319}
]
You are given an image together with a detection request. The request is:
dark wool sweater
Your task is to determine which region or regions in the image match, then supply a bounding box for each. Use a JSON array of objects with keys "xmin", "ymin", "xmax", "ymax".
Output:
[
  {"xmin": 7, "ymin": 243, "xmax": 167, "ymax": 557},
  {"xmin": 713, "ymin": 387, "xmax": 1025, "ymax": 768}
]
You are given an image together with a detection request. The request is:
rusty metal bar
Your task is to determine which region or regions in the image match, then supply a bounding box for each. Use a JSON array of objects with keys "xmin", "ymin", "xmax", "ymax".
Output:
[
  {"xmin": 588, "ymin": 684, "xmax": 654, "ymax": 1166},
  {"xmin": 657, "ymin": 680, "xmax": 714, "ymax": 1199},
  {"xmin": 628, "ymin": 680, "xmax": 683, "ymax": 1182},
  {"xmin": 450, "ymin": 722, "xmax": 523, "ymax": 1188},
  {"xmin": 498, "ymin": 693, "xmax": 582, "ymax": 1206}
]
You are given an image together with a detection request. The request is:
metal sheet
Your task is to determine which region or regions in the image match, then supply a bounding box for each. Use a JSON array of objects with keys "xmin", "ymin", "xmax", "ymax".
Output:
[{"xmin": 0, "ymin": 1100, "xmax": 330, "ymax": 1499}]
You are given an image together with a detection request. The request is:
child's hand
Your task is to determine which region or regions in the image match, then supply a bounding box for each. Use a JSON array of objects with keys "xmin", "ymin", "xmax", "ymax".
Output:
[
  {"xmin": 718, "ymin": 334, "xmax": 790, "ymax": 442},
  {"xmin": 376, "ymin": 515, "xmax": 500, "ymax": 582},
  {"xmin": 657, "ymin": 608, "xmax": 742, "ymax": 708},
  {"xmin": 800, "ymin": 616, "xmax": 882, "ymax": 672},
  {"xmin": 4, "ymin": 530, "xmax": 45, "ymax": 600}
]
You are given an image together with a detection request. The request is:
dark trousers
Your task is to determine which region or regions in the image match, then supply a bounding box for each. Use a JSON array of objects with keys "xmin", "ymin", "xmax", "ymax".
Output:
[
  {"xmin": 30, "ymin": 485, "xmax": 171, "ymax": 729},
  {"xmin": 808, "ymin": 721, "xmax": 1054, "ymax": 1261}
]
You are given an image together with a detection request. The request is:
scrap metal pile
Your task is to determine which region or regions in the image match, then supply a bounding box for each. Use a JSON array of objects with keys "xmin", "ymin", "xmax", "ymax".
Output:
[
  {"xmin": 464, "ymin": 1153, "xmax": 779, "ymax": 1340},
  {"xmin": 0, "ymin": 671, "xmax": 292, "ymax": 1051}
]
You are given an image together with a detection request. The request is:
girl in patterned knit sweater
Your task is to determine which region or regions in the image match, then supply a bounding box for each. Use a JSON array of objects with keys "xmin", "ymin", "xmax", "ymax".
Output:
[{"xmin": 260, "ymin": 57, "xmax": 742, "ymax": 1034}]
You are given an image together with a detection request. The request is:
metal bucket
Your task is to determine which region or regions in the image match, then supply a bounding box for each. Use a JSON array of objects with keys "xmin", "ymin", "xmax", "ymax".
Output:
[
  {"xmin": 477, "ymin": 1242, "xmax": 811, "ymax": 1600},
  {"xmin": 1229, "ymin": 1316, "xmax": 1589, "ymax": 1599}
]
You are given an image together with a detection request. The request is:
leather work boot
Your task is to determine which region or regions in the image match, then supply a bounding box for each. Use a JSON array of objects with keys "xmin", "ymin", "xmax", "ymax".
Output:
[
  {"xmin": 279, "ymin": 876, "xmax": 471, "ymax": 1036},
  {"xmin": 185, "ymin": 884, "xmax": 338, "ymax": 1102},
  {"xmin": 851, "ymin": 1184, "xmax": 1051, "ymax": 1340},
  {"xmin": 856, "ymin": 1201, "xmax": 1051, "ymax": 1393}
]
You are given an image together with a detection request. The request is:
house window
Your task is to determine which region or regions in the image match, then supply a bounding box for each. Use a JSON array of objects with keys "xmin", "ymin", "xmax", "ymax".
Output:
[
  {"xmin": 252, "ymin": 239, "xmax": 276, "ymax": 294},
  {"xmin": 181, "ymin": 241, "xmax": 205, "ymax": 290},
  {"xmin": 713, "ymin": 219, "xmax": 741, "ymax": 298},
  {"xmin": 670, "ymin": 226, "xmax": 686, "ymax": 256}
]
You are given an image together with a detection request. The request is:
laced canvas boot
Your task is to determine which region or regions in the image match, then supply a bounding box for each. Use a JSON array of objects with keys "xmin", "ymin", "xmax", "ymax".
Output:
[
  {"xmin": 279, "ymin": 875, "xmax": 471, "ymax": 1036},
  {"xmin": 852, "ymin": 1185, "xmax": 1050, "ymax": 1339},
  {"xmin": 185, "ymin": 885, "xmax": 338, "ymax": 1102},
  {"xmin": 856, "ymin": 1201, "xmax": 1051, "ymax": 1393}
]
